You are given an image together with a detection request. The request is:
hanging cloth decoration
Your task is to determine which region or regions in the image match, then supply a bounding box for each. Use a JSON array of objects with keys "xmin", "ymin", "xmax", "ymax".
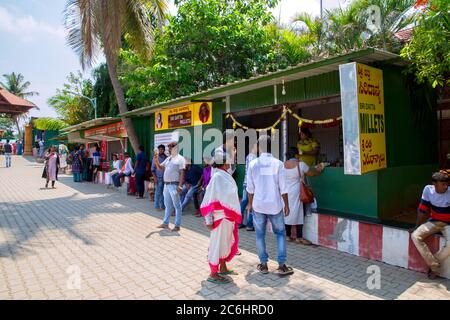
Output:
[
  {"xmin": 226, "ymin": 105, "xmax": 342, "ymax": 131},
  {"xmin": 226, "ymin": 108, "xmax": 289, "ymax": 132},
  {"xmin": 285, "ymin": 107, "xmax": 342, "ymax": 127}
]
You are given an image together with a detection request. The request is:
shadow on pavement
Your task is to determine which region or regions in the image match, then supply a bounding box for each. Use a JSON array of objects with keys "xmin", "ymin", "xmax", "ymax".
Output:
[{"xmin": 2, "ymin": 163, "xmax": 449, "ymax": 300}]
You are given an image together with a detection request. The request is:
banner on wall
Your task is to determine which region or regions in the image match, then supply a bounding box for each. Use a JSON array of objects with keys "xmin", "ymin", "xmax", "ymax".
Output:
[
  {"xmin": 85, "ymin": 121, "xmax": 127, "ymax": 138},
  {"xmin": 101, "ymin": 140, "xmax": 107, "ymax": 160},
  {"xmin": 154, "ymin": 131, "xmax": 180, "ymax": 155},
  {"xmin": 154, "ymin": 102, "xmax": 212, "ymax": 131},
  {"xmin": 339, "ymin": 62, "xmax": 387, "ymax": 175}
]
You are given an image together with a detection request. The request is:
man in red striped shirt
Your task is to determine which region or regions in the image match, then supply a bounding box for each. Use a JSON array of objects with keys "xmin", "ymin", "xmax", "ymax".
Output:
[{"xmin": 412, "ymin": 172, "xmax": 450, "ymax": 279}]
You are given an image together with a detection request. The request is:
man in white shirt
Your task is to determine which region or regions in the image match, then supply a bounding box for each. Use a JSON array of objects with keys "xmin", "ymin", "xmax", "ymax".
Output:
[
  {"xmin": 247, "ymin": 135, "xmax": 293, "ymax": 276},
  {"xmin": 153, "ymin": 141, "xmax": 186, "ymax": 232},
  {"xmin": 112, "ymin": 153, "xmax": 134, "ymax": 188}
]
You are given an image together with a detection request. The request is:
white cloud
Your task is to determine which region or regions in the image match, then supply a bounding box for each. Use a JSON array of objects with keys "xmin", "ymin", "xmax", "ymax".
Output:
[{"xmin": 0, "ymin": 6, "xmax": 65, "ymax": 40}]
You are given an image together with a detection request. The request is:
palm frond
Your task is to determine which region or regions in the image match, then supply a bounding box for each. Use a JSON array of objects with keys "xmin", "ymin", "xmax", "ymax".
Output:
[
  {"xmin": 33, "ymin": 117, "xmax": 68, "ymax": 131},
  {"xmin": 124, "ymin": 0, "xmax": 156, "ymax": 59},
  {"xmin": 64, "ymin": 0, "xmax": 101, "ymax": 69},
  {"xmin": 97, "ymin": 0, "xmax": 126, "ymax": 64}
]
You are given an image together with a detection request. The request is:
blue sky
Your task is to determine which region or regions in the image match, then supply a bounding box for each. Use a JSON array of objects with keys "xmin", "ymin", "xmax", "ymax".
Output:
[{"xmin": 0, "ymin": 0, "xmax": 346, "ymax": 119}]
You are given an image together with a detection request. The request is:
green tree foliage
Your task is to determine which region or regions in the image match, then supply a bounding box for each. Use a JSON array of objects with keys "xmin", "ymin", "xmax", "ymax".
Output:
[
  {"xmin": 290, "ymin": 12, "xmax": 327, "ymax": 57},
  {"xmin": 64, "ymin": 0, "xmax": 168, "ymax": 153},
  {"xmin": 401, "ymin": 0, "xmax": 450, "ymax": 88},
  {"xmin": 120, "ymin": 0, "xmax": 419, "ymax": 108},
  {"xmin": 354, "ymin": 0, "xmax": 415, "ymax": 52},
  {"xmin": 33, "ymin": 117, "xmax": 68, "ymax": 131},
  {"xmin": 292, "ymin": 0, "xmax": 414, "ymax": 55},
  {"xmin": 120, "ymin": 0, "xmax": 301, "ymax": 107},
  {"xmin": 0, "ymin": 117, "xmax": 16, "ymax": 138},
  {"xmin": 93, "ymin": 63, "xmax": 119, "ymax": 117},
  {"xmin": 48, "ymin": 72, "xmax": 94, "ymax": 126}
]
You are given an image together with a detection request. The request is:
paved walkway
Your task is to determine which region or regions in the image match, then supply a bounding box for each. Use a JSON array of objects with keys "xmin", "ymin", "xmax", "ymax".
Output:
[{"xmin": 0, "ymin": 156, "xmax": 449, "ymax": 300}]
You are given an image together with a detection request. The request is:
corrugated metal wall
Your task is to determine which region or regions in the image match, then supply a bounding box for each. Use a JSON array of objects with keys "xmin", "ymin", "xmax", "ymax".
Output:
[
  {"xmin": 230, "ymin": 71, "xmax": 341, "ymax": 112},
  {"xmin": 128, "ymin": 102, "xmax": 225, "ymax": 162},
  {"xmin": 230, "ymin": 86, "xmax": 274, "ymax": 113},
  {"xmin": 128, "ymin": 116, "xmax": 153, "ymax": 157},
  {"xmin": 382, "ymin": 65, "xmax": 438, "ymax": 167}
]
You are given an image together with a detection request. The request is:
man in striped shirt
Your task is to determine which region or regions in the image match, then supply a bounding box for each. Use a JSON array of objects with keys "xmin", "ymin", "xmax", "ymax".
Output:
[{"xmin": 412, "ymin": 172, "xmax": 450, "ymax": 279}]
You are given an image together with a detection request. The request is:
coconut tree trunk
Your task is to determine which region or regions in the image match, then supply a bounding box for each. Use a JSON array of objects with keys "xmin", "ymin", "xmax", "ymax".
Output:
[{"xmin": 104, "ymin": 55, "xmax": 141, "ymax": 154}]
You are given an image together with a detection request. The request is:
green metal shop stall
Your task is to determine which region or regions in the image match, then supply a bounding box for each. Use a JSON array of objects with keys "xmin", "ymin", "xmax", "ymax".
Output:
[{"xmin": 122, "ymin": 48, "xmax": 438, "ymax": 227}]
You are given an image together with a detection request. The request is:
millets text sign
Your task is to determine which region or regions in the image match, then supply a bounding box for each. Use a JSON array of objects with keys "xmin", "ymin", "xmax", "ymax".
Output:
[{"xmin": 339, "ymin": 62, "xmax": 387, "ymax": 175}]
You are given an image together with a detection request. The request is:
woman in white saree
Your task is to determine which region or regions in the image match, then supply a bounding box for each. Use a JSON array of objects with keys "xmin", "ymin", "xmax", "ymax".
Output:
[{"xmin": 200, "ymin": 150, "xmax": 242, "ymax": 284}]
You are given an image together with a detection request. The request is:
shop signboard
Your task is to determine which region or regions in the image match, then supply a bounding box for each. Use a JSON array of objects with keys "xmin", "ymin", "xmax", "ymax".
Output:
[
  {"xmin": 154, "ymin": 131, "xmax": 180, "ymax": 155},
  {"xmin": 155, "ymin": 102, "xmax": 212, "ymax": 131},
  {"xmin": 339, "ymin": 62, "xmax": 387, "ymax": 175},
  {"xmin": 101, "ymin": 140, "xmax": 107, "ymax": 159},
  {"xmin": 85, "ymin": 121, "xmax": 126, "ymax": 138}
]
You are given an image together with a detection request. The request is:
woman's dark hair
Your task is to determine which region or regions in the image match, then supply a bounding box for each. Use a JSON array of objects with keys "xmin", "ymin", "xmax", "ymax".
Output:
[
  {"xmin": 432, "ymin": 172, "xmax": 448, "ymax": 183},
  {"xmin": 300, "ymin": 127, "xmax": 312, "ymax": 138},
  {"xmin": 96, "ymin": 146, "xmax": 101, "ymax": 152},
  {"xmin": 286, "ymin": 147, "xmax": 299, "ymax": 160},
  {"xmin": 74, "ymin": 145, "xmax": 80, "ymax": 151}
]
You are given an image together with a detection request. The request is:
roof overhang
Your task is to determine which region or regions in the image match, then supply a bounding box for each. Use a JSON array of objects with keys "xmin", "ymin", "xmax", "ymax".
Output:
[
  {"xmin": 86, "ymin": 134, "xmax": 123, "ymax": 142},
  {"xmin": 121, "ymin": 48, "xmax": 406, "ymax": 118},
  {"xmin": 49, "ymin": 133, "xmax": 68, "ymax": 141},
  {"xmin": 61, "ymin": 117, "xmax": 121, "ymax": 133},
  {"xmin": 67, "ymin": 131, "xmax": 96, "ymax": 144},
  {"xmin": 0, "ymin": 88, "xmax": 37, "ymax": 114},
  {"xmin": 0, "ymin": 103, "xmax": 35, "ymax": 114}
]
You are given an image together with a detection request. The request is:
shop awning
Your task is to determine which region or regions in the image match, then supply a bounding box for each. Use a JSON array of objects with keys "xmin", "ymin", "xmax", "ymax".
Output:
[
  {"xmin": 84, "ymin": 121, "xmax": 127, "ymax": 141},
  {"xmin": 120, "ymin": 48, "xmax": 406, "ymax": 117},
  {"xmin": 49, "ymin": 133, "xmax": 68, "ymax": 141},
  {"xmin": 61, "ymin": 117, "xmax": 120, "ymax": 133},
  {"xmin": 87, "ymin": 134, "xmax": 123, "ymax": 142},
  {"xmin": 67, "ymin": 131, "xmax": 97, "ymax": 144}
]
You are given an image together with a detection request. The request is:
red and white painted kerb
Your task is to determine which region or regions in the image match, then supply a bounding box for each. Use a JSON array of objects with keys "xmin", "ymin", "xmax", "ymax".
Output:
[
  {"xmin": 89, "ymin": 173, "xmax": 450, "ymax": 278},
  {"xmin": 303, "ymin": 213, "xmax": 450, "ymax": 279}
]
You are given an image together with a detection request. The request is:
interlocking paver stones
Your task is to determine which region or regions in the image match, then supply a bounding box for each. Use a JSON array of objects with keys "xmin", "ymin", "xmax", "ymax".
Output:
[{"xmin": 0, "ymin": 156, "xmax": 449, "ymax": 300}]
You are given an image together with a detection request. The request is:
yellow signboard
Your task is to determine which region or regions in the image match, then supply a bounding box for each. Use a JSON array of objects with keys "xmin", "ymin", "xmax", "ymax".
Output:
[
  {"xmin": 356, "ymin": 63, "xmax": 387, "ymax": 174},
  {"xmin": 340, "ymin": 62, "xmax": 387, "ymax": 175},
  {"xmin": 155, "ymin": 102, "xmax": 213, "ymax": 131}
]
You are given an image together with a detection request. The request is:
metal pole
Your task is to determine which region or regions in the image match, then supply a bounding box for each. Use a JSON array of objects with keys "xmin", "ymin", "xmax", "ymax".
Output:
[
  {"xmin": 281, "ymin": 105, "xmax": 288, "ymax": 162},
  {"xmin": 320, "ymin": 0, "xmax": 323, "ymax": 19},
  {"xmin": 93, "ymin": 98, "xmax": 97, "ymax": 119}
]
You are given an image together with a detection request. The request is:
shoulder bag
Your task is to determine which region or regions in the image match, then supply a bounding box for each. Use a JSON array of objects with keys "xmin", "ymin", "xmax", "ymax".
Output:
[{"xmin": 297, "ymin": 161, "xmax": 314, "ymax": 204}]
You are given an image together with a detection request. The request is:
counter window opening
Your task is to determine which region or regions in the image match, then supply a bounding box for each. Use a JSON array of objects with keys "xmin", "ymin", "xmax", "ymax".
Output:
[{"xmin": 225, "ymin": 98, "xmax": 343, "ymax": 167}]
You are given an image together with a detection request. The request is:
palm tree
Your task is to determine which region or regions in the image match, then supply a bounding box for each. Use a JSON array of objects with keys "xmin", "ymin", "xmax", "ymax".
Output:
[
  {"xmin": 0, "ymin": 72, "xmax": 39, "ymax": 139},
  {"xmin": 353, "ymin": 0, "xmax": 416, "ymax": 52},
  {"xmin": 64, "ymin": 0, "xmax": 168, "ymax": 153},
  {"xmin": 291, "ymin": 12, "xmax": 327, "ymax": 57},
  {"xmin": 324, "ymin": 4, "xmax": 367, "ymax": 55}
]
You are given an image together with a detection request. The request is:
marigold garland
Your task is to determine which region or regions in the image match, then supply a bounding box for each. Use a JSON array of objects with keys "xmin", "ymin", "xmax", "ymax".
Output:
[{"xmin": 225, "ymin": 106, "xmax": 342, "ymax": 131}]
